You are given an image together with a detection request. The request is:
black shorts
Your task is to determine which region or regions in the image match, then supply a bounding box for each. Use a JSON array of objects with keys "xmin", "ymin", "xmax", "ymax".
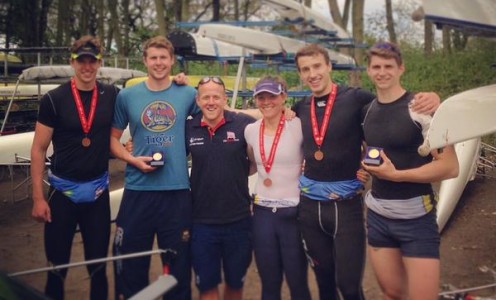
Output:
[{"xmin": 367, "ymin": 208, "xmax": 440, "ymax": 258}]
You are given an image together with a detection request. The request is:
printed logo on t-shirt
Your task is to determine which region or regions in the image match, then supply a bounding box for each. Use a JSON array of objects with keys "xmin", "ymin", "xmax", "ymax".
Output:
[
  {"xmin": 189, "ymin": 137, "xmax": 204, "ymax": 146},
  {"xmin": 224, "ymin": 131, "xmax": 239, "ymax": 143},
  {"xmin": 317, "ymin": 101, "xmax": 327, "ymax": 107},
  {"xmin": 141, "ymin": 101, "xmax": 177, "ymax": 132}
]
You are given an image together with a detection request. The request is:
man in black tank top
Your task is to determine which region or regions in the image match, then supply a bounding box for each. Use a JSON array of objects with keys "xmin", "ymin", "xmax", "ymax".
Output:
[{"xmin": 361, "ymin": 42, "xmax": 458, "ymax": 300}]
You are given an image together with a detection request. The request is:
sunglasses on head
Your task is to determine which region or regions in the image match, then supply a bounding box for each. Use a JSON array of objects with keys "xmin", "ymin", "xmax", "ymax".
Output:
[
  {"xmin": 372, "ymin": 42, "xmax": 401, "ymax": 57},
  {"xmin": 197, "ymin": 76, "xmax": 225, "ymax": 88}
]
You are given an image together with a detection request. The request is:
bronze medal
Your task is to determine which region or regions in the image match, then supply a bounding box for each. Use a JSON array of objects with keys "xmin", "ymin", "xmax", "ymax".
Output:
[
  {"xmin": 82, "ymin": 137, "xmax": 91, "ymax": 147},
  {"xmin": 310, "ymin": 84, "xmax": 337, "ymax": 162},
  {"xmin": 259, "ymin": 114, "xmax": 285, "ymax": 187},
  {"xmin": 314, "ymin": 150, "xmax": 324, "ymax": 161},
  {"xmin": 71, "ymin": 78, "xmax": 98, "ymax": 149}
]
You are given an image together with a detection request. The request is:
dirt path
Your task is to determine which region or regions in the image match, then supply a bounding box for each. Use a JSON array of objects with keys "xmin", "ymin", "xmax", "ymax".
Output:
[{"xmin": 0, "ymin": 159, "xmax": 495, "ymax": 299}]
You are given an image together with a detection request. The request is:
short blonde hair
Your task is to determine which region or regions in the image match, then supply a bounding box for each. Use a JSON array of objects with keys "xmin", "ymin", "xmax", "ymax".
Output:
[{"xmin": 142, "ymin": 36, "xmax": 175, "ymax": 58}]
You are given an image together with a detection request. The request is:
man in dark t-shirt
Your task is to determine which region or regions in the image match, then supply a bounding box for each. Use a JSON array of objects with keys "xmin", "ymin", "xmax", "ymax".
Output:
[
  {"xmin": 361, "ymin": 41, "xmax": 458, "ymax": 300},
  {"xmin": 31, "ymin": 35, "xmax": 118, "ymax": 300}
]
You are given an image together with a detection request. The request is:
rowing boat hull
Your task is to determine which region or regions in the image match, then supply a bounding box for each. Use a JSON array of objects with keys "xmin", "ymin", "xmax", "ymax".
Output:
[
  {"xmin": 0, "ymin": 128, "xmax": 131, "ymax": 165},
  {"xmin": 437, "ymin": 138, "xmax": 480, "ymax": 232},
  {"xmin": 419, "ymin": 84, "xmax": 496, "ymax": 153}
]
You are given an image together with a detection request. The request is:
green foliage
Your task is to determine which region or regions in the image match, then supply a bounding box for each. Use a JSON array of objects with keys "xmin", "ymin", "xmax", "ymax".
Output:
[
  {"xmin": 183, "ymin": 37, "xmax": 495, "ymax": 108},
  {"xmin": 128, "ymin": 36, "xmax": 496, "ymax": 110},
  {"xmin": 1, "ymin": 0, "xmax": 42, "ymax": 47},
  {"xmin": 360, "ymin": 38, "xmax": 496, "ymax": 100}
]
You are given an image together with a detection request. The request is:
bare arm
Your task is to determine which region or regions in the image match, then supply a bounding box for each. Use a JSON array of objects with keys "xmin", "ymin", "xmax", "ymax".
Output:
[
  {"xmin": 227, "ymin": 106, "xmax": 295, "ymax": 121},
  {"xmin": 362, "ymin": 146, "xmax": 459, "ymax": 183},
  {"xmin": 356, "ymin": 141, "xmax": 371, "ymax": 184},
  {"xmin": 356, "ymin": 168, "xmax": 370, "ymax": 184},
  {"xmin": 110, "ymin": 127, "xmax": 155, "ymax": 173},
  {"xmin": 30, "ymin": 122, "xmax": 53, "ymax": 222},
  {"xmin": 246, "ymin": 144, "xmax": 257, "ymax": 176},
  {"xmin": 227, "ymin": 106, "xmax": 263, "ymax": 119}
]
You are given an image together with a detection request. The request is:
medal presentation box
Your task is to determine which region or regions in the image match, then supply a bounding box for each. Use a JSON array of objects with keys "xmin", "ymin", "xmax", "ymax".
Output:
[
  {"xmin": 364, "ymin": 146, "xmax": 383, "ymax": 166},
  {"xmin": 150, "ymin": 151, "xmax": 164, "ymax": 166}
]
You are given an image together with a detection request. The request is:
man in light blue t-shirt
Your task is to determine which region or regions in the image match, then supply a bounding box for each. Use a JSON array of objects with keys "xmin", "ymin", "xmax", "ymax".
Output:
[{"xmin": 110, "ymin": 35, "xmax": 199, "ymax": 300}]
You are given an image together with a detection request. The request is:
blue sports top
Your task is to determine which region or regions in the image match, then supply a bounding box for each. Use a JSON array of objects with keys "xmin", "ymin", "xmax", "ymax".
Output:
[{"xmin": 113, "ymin": 81, "xmax": 199, "ymax": 191}]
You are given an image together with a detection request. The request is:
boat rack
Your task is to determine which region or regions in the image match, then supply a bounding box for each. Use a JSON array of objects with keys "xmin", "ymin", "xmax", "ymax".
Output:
[
  {"xmin": 477, "ymin": 142, "xmax": 496, "ymax": 178},
  {"xmin": 0, "ymin": 155, "xmax": 49, "ymax": 204}
]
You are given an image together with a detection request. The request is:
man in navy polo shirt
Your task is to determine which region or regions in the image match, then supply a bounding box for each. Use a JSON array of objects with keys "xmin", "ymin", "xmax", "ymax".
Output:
[{"xmin": 186, "ymin": 76, "xmax": 256, "ymax": 300}]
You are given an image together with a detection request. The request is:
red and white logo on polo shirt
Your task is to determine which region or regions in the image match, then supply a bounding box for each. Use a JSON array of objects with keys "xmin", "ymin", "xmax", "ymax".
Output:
[{"xmin": 224, "ymin": 131, "xmax": 239, "ymax": 143}]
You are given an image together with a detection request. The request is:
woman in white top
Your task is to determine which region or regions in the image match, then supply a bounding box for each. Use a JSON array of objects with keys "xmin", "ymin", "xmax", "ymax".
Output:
[{"xmin": 244, "ymin": 76, "xmax": 311, "ymax": 300}]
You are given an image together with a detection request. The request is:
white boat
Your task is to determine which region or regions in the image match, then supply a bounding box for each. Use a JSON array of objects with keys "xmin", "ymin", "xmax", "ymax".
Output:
[
  {"xmin": 415, "ymin": 1, "xmax": 496, "ymax": 232},
  {"xmin": 0, "ymin": 128, "xmax": 131, "ymax": 167},
  {"xmin": 0, "ymin": 84, "xmax": 59, "ymax": 98},
  {"xmin": 418, "ymin": 84, "xmax": 496, "ymax": 154},
  {"xmin": 437, "ymin": 138, "xmax": 481, "ymax": 232},
  {"xmin": 197, "ymin": 23, "xmax": 356, "ymax": 66},
  {"xmin": 416, "ymin": 85, "xmax": 496, "ymax": 232},
  {"xmin": 263, "ymin": 0, "xmax": 351, "ymax": 38},
  {"xmin": 109, "ymin": 188, "xmax": 124, "ymax": 222},
  {"xmin": 0, "ymin": 66, "xmax": 143, "ymax": 164},
  {"xmin": 421, "ymin": 0, "xmax": 496, "ymax": 37},
  {"xmin": 18, "ymin": 65, "xmax": 146, "ymax": 84},
  {"xmin": 0, "ymin": 132, "xmax": 46, "ymax": 165},
  {"xmin": 168, "ymin": 31, "xmax": 255, "ymax": 60}
]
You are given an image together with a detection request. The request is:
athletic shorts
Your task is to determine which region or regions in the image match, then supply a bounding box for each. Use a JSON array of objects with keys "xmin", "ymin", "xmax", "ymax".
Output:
[
  {"xmin": 366, "ymin": 208, "xmax": 440, "ymax": 258},
  {"xmin": 191, "ymin": 217, "xmax": 252, "ymax": 292}
]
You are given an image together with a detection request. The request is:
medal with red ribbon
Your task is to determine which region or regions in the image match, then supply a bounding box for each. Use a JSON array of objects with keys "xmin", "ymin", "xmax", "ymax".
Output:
[
  {"xmin": 259, "ymin": 113, "xmax": 285, "ymax": 187},
  {"xmin": 310, "ymin": 84, "xmax": 337, "ymax": 161},
  {"xmin": 70, "ymin": 78, "xmax": 98, "ymax": 147}
]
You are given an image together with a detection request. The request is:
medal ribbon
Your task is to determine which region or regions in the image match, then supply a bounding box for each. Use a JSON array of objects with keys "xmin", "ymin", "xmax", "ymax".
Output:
[
  {"xmin": 259, "ymin": 113, "xmax": 285, "ymax": 174},
  {"xmin": 310, "ymin": 84, "xmax": 337, "ymax": 148},
  {"xmin": 70, "ymin": 78, "xmax": 98, "ymax": 136}
]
